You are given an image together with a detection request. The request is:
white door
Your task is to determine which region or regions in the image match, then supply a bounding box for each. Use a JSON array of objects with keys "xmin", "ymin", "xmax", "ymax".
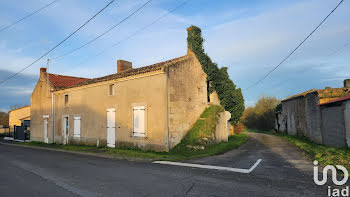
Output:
[
  {"xmin": 107, "ymin": 108, "xmax": 116, "ymax": 148},
  {"xmin": 63, "ymin": 116, "xmax": 69, "ymax": 144},
  {"xmin": 44, "ymin": 118, "xmax": 49, "ymax": 143}
]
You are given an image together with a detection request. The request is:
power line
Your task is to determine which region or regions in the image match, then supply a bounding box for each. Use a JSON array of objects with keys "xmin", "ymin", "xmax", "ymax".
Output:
[
  {"xmin": 0, "ymin": 0, "xmax": 116, "ymax": 85},
  {"xmin": 268, "ymin": 39, "xmax": 350, "ymax": 88},
  {"xmin": 73, "ymin": 0, "xmax": 191, "ymax": 67},
  {"xmin": 51, "ymin": 0, "xmax": 152, "ymax": 60},
  {"xmin": 327, "ymin": 40, "xmax": 350, "ymax": 57},
  {"xmin": 243, "ymin": 0, "xmax": 344, "ymax": 91},
  {"xmin": 0, "ymin": 0, "xmax": 59, "ymax": 33}
]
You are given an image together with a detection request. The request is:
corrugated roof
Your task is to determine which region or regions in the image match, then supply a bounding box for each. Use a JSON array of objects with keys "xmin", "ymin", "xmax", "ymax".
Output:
[
  {"xmin": 54, "ymin": 55, "xmax": 190, "ymax": 91},
  {"xmin": 47, "ymin": 74, "xmax": 90, "ymax": 88}
]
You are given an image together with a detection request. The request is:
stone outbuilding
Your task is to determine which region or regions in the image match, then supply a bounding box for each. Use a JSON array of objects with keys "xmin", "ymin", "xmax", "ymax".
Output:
[{"xmin": 275, "ymin": 80, "xmax": 350, "ymax": 148}]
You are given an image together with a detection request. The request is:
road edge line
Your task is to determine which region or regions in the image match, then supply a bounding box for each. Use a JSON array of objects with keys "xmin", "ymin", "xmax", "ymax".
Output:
[{"xmin": 153, "ymin": 159, "xmax": 262, "ymax": 174}]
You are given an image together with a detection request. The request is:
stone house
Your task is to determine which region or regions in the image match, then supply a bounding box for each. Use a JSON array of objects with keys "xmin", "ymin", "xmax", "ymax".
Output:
[
  {"xmin": 30, "ymin": 28, "xmax": 231, "ymax": 151},
  {"xmin": 8, "ymin": 106, "xmax": 30, "ymax": 127},
  {"xmin": 275, "ymin": 79, "xmax": 350, "ymax": 148}
]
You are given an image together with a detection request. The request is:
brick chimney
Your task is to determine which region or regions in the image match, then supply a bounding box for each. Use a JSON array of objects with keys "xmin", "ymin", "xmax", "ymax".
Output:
[
  {"xmin": 40, "ymin": 67, "xmax": 47, "ymax": 73},
  {"xmin": 187, "ymin": 27, "xmax": 192, "ymax": 54},
  {"xmin": 344, "ymin": 79, "xmax": 350, "ymax": 88},
  {"xmin": 117, "ymin": 60, "xmax": 132, "ymax": 73}
]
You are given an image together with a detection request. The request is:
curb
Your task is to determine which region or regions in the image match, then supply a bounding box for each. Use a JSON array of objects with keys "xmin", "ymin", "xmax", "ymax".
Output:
[{"xmin": 0, "ymin": 141, "xmax": 154, "ymax": 162}]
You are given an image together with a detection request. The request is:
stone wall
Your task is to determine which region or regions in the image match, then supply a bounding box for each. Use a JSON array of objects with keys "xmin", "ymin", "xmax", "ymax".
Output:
[
  {"xmin": 167, "ymin": 51, "xmax": 209, "ymax": 149},
  {"xmin": 215, "ymin": 111, "xmax": 231, "ymax": 143},
  {"xmin": 30, "ymin": 70, "xmax": 53, "ymax": 143},
  {"xmin": 276, "ymin": 93, "xmax": 350, "ymax": 148},
  {"xmin": 281, "ymin": 97, "xmax": 307, "ymax": 136},
  {"xmin": 53, "ymin": 70, "xmax": 168, "ymax": 151},
  {"xmin": 320, "ymin": 104, "xmax": 346, "ymax": 147},
  {"xmin": 345, "ymin": 100, "xmax": 350, "ymax": 147},
  {"xmin": 305, "ymin": 92, "xmax": 323, "ymax": 144}
]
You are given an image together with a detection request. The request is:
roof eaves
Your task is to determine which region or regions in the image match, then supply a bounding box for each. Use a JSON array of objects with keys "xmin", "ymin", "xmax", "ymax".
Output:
[
  {"xmin": 318, "ymin": 95, "xmax": 350, "ymax": 106},
  {"xmin": 54, "ymin": 55, "xmax": 190, "ymax": 91},
  {"xmin": 8, "ymin": 105, "xmax": 30, "ymax": 113},
  {"xmin": 282, "ymin": 89, "xmax": 317, "ymax": 102}
]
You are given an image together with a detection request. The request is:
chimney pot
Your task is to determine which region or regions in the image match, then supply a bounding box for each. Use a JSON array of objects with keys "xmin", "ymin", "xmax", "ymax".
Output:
[
  {"xmin": 40, "ymin": 67, "xmax": 47, "ymax": 73},
  {"xmin": 344, "ymin": 79, "xmax": 350, "ymax": 88},
  {"xmin": 117, "ymin": 60, "xmax": 132, "ymax": 73}
]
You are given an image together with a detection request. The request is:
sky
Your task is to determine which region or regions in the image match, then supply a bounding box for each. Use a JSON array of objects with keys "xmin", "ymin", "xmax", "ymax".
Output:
[{"xmin": 0, "ymin": 0, "xmax": 349, "ymax": 112}]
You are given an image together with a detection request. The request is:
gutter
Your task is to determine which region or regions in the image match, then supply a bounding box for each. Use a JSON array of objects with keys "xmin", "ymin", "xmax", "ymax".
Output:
[{"xmin": 51, "ymin": 92, "xmax": 55, "ymax": 143}]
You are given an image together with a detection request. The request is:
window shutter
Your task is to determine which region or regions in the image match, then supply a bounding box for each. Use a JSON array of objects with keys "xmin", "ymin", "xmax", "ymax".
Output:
[
  {"xmin": 133, "ymin": 106, "xmax": 145, "ymax": 137},
  {"xmin": 73, "ymin": 116, "xmax": 81, "ymax": 137}
]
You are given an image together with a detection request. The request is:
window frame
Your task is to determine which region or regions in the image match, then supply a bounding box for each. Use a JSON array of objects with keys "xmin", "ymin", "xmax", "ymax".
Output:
[
  {"xmin": 132, "ymin": 104, "xmax": 147, "ymax": 138},
  {"xmin": 108, "ymin": 84, "xmax": 115, "ymax": 96},
  {"xmin": 73, "ymin": 115, "xmax": 81, "ymax": 138},
  {"xmin": 64, "ymin": 94, "xmax": 69, "ymax": 106}
]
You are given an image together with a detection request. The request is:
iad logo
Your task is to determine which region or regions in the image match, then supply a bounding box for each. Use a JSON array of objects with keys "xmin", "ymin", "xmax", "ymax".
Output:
[{"xmin": 313, "ymin": 160, "xmax": 349, "ymax": 197}]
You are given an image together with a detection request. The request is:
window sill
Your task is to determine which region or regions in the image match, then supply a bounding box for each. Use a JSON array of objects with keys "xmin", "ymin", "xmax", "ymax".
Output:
[{"xmin": 132, "ymin": 133, "xmax": 147, "ymax": 138}]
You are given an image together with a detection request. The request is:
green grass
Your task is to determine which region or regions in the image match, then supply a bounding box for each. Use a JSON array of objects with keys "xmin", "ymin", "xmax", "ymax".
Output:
[
  {"xmin": 20, "ymin": 133, "xmax": 248, "ymax": 161},
  {"xmin": 18, "ymin": 105, "xmax": 248, "ymax": 160},
  {"xmin": 171, "ymin": 105, "xmax": 224, "ymax": 151},
  {"xmin": 247, "ymin": 128, "xmax": 350, "ymax": 170}
]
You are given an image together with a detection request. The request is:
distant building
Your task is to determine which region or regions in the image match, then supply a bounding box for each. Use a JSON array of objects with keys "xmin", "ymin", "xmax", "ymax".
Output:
[
  {"xmin": 30, "ymin": 27, "xmax": 231, "ymax": 151},
  {"xmin": 8, "ymin": 106, "xmax": 30, "ymax": 127}
]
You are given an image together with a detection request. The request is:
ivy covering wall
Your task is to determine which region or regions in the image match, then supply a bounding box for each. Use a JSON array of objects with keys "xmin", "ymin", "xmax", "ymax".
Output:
[{"xmin": 187, "ymin": 25, "xmax": 245, "ymax": 125}]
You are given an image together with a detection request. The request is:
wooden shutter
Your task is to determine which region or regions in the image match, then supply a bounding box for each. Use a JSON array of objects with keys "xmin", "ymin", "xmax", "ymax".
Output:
[
  {"xmin": 73, "ymin": 116, "xmax": 81, "ymax": 137},
  {"xmin": 133, "ymin": 106, "xmax": 145, "ymax": 137}
]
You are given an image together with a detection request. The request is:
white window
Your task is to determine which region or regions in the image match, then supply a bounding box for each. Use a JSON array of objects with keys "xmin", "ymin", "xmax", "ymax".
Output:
[
  {"xmin": 73, "ymin": 116, "xmax": 81, "ymax": 137},
  {"xmin": 133, "ymin": 106, "xmax": 146, "ymax": 137},
  {"xmin": 108, "ymin": 84, "xmax": 114, "ymax": 96}
]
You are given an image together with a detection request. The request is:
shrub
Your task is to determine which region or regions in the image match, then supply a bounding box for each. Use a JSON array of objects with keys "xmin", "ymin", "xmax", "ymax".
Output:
[
  {"xmin": 187, "ymin": 26, "xmax": 244, "ymax": 125},
  {"xmin": 234, "ymin": 123, "xmax": 245, "ymax": 134},
  {"xmin": 242, "ymin": 96, "xmax": 280, "ymax": 131},
  {"xmin": 171, "ymin": 105, "xmax": 224, "ymax": 152}
]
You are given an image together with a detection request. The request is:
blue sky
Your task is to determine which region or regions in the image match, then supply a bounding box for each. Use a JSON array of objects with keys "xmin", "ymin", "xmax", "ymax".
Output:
[{"xmin": 0, "ymin": 0, "xmax": 349, "ymax": 112}]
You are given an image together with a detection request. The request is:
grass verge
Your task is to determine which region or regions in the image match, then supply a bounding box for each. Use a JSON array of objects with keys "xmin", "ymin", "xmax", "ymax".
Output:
[
  {"xmin": 247, "ymin": 129, "xmax": 350, "ymax": 170},
  {"xmin": 19, "ymin": 133, "xmax": 248, "ymax": 161}
]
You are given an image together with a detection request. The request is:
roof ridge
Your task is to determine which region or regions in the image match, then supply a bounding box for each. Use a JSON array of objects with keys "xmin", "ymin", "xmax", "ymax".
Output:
[
  {"xmin": 48, "ymin": 73, "xmax": 90, "ymax": 80},
  {"xmin": 87, "ymin": 55, "xmax": 189, "ymax": 81},
  {"xmin": 54, "ymin": 54, "xmax": 190, "ymax": 91},
  {"xmin": 8, "ymin": 105, "xmax": 30, "ymax": 113}
]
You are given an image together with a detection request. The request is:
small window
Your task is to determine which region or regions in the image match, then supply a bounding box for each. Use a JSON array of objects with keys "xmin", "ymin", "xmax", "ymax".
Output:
[
  {"xmin": 64, "ymin": 94, "xmax": 69, "ymax": 106},
  {"xmin": 108, "ymin": 84, "xmax": 114, "ymax": 96},
  {"xmin": 133, "ymin": 106, "xmax": 146, "ymax": 137}
]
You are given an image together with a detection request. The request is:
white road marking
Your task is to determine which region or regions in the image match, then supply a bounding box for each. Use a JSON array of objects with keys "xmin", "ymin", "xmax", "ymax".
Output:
[{"xmin": 153, "ymin": 159, "xmax": 262, "ymax": 174}]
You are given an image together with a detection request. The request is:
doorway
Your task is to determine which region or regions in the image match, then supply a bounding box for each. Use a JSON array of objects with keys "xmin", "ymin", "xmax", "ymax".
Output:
[
  {"xmin": 63, "ymin": 116, "xmax": 69, "ymax": 145},
  {"xmin": 43, "ymin": 116, "xmax": 49, "ymax": 143},
  {"xmin": 106, "ymin": 108, "xmax": 115, "ymax": 148}
]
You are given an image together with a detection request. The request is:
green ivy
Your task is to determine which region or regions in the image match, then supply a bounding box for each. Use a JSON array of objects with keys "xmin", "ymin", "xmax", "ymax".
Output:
[{"xmin": 187, "ymin": 26, "xmax": 245, "ymax": 125}]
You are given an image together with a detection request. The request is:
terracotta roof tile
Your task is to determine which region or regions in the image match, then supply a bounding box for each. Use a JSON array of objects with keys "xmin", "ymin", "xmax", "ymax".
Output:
[
  {"xmin": 318, "ymin": 95, "xmax": 350, "ymax": 106},
  {"xmin": 47, "ymin": 74, "xmax": 90, "ymax": 88},
  {"xmin": 282, "ymin": 89, "xmax": 317, "ymax": 102},
  {"xmin": 54, "ymin": 55, "xmax": 190, "ymax": 91}
]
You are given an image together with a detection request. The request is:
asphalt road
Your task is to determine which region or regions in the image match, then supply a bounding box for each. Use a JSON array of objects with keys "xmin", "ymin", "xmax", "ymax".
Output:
[{"xmin": 0, "ymin": 133, "xmax": 330, "ymax": 196}]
